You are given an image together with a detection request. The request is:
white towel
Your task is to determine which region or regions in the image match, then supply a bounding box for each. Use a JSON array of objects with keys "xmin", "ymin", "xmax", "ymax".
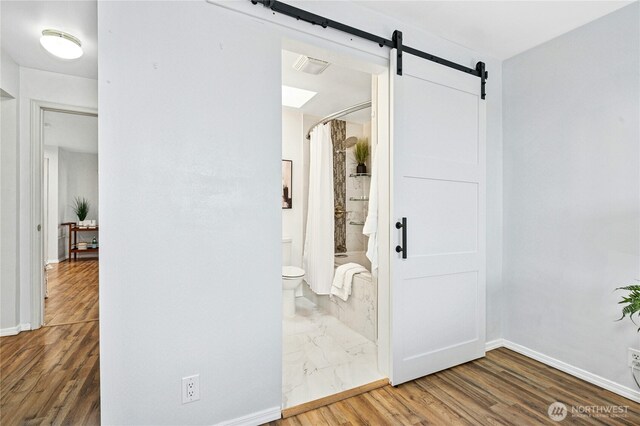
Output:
[
  {"xmin": 363, "ymin": 144, "xmax": 378, "ymax": 275},
  {"xmin": 331, "ymin": 262, "xmax": 367, "ymax": 301}
]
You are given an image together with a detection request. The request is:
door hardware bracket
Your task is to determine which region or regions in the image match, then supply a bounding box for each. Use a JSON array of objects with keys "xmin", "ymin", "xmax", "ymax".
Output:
[{"xmin": 393, "ymin": 30, "xmax": 403, "ymax": 76}]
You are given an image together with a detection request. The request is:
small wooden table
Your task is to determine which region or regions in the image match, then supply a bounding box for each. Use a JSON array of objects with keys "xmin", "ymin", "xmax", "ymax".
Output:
[{"xmin": 63, "ymin": 222, "xmax": 99, "ymax": 262}]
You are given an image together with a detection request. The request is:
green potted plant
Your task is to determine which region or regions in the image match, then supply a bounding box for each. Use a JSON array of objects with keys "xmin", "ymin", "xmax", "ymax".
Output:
[
  {"xmin": 354, "ymin": 138, "xmax": 369, "ymax": 174},
  {"xmin": 72, "ymin": 196, "xmax": 90, "ymax": 225},
  {"xmin": 616, "ymin": 284, "xmax": 640, "ymax": 331}
]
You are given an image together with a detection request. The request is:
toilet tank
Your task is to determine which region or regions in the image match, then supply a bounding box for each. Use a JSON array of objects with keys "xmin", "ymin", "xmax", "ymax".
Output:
[{"xmin": 282, "ymin": 237, "xmax": 292, "ymax": 266}]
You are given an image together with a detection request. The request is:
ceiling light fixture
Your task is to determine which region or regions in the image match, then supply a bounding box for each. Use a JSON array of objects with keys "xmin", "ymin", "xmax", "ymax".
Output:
[
  {"xmin": 293, "ymin": 55, "xmax": 330, "ymax": 75},
  {"xmin": 40, "ymin": 29, "xmax": 83, "ymax": 59},
  {"xmin": 282, "ymin": 85, "xmax": 317, "ymax": 108}
]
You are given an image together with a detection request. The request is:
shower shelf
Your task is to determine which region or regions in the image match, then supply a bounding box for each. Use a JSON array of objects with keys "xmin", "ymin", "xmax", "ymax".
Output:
[
  {"xmin": 349, "ymin": 173, "xmax": 371, "ymax": 178},
  {"xmin": 349, "ymin": 221, "xmax": 365, "ymax": 226},
  {"xmin": 349, "ymin": 196, "xmax": 369, "ymax": 201}
]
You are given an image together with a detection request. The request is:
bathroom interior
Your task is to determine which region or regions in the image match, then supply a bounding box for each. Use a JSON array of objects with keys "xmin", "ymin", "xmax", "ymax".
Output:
[{"xmin": 280, "ymin": 47, "xmax": 384, "ymax": 410}]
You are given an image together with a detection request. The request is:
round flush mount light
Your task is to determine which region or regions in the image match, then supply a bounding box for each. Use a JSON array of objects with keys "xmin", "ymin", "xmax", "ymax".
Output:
[{"xmin": 40, "ymin": 29, "xmax": 83, "ymax": 59}]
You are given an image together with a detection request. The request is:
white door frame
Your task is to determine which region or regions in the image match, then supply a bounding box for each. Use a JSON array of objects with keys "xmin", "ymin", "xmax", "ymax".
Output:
[
  {"xmin": 43, "ymin": 157, "xmax": 49, "ymax": 265},
  {"xmin": 30, "ymin": 100, "xmax": 98, "ymax": 329},
  {"xmin": 374, "ymin": 71, "xmax": 391, "ymax": 378}
]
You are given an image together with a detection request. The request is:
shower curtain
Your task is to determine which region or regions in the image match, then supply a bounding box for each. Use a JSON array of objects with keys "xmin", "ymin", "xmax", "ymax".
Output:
[{"xmin": 303, "ymin": 123, "xmax": 335, "ymax": 295}]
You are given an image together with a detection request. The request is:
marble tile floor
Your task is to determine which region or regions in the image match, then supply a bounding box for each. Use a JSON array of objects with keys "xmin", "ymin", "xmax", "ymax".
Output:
[{"xmin": 282, "ymin": 297, "xmax": 385, "ymax": 409}]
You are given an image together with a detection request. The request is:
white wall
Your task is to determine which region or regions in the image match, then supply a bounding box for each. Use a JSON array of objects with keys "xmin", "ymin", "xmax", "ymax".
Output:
[
  {"xmin": 99, "ymin": 1, "xmax": 503, "ymax": 423},
  {"xmin": 1, "ymin": 49, "xmax": 20, "ymax": 332},
  {"xmin": 18, "ymin": 67, "xmax": 97, "ymax": 325},
  {"xmin": 99, "ymin": 2, "xmax": 282, "ymax": 424},
  {"xmin": 503, "ymin": 2, "xmax": 639, "ymax": 394},
  {"xmin": 282, "ymin": 107, "xmax": 304, "ymax": 267},
  {"xmin": 59, "ymin": 150, "xmax": 99, "ymax": 223},
  {"xmin": 47, "ymin": 148, "xmax": 99, "ymax": 261},
  {"xmin": 43, "ymin": 146, "xmax": 59, "ymax": 263},
  {"xmin": 486, "ymin": 63, "xmax": 504, "ymax": 342}
]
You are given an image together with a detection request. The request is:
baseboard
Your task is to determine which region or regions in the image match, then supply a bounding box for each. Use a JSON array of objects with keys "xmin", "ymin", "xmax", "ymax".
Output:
[
  {"xmin": 217, "ymin": 406, "xmax": 281, "ymax": 426},
  {"xmin": 486, "ymin": 338, "xmax": 640, "ymax": 403},
  {"xmin": 485, "ymin": 338, "xmax": 506, "ymax": 351},
  {"xmin": 0, "ymin": 323, "xmax": 31, "ymax": 337}
]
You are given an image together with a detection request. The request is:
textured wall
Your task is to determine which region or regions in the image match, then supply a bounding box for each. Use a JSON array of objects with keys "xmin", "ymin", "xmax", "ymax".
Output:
[{"xmin": 332, "ymin": 120, "xmax": 347, "ymax": 252}]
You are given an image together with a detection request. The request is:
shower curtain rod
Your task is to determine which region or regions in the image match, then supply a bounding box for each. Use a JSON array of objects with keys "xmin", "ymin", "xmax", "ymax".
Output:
[{"xmin": 305, "ymin": 100, "xmax": 372, "ymax": 140}]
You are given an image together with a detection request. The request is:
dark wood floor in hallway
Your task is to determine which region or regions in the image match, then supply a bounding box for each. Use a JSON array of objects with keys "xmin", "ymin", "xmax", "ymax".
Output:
[{"xmin": 2, "ymin": 259, "xmax": 639, "ymax": 425}]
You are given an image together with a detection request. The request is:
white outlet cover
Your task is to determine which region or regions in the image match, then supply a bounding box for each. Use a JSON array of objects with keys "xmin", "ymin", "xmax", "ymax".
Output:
[{"xmin": 182, "ymin": 374, "xmax": 200, "ymax": 404}]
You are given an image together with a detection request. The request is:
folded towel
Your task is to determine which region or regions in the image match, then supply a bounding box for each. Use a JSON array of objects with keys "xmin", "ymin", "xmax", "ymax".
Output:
[
  {"xmin": 331, "ymin": 262, "xmax": 367, "ymax": 301},
  {"xmin": 332, "ymin": 262, "xmax": 359, "ymax": 289}
]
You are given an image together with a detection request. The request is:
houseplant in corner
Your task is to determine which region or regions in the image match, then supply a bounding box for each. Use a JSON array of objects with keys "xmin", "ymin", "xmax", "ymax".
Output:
[
  {"xmin": 354, "ymin": 138, "xmax": 369, "ymax": 174},
  {"xmin": 72, "ymin": 196, "xmax": 90, "ymax": 226},
  {"xmin": 617, "ymin": 284, "xmax": 640, "ymax": 331}
]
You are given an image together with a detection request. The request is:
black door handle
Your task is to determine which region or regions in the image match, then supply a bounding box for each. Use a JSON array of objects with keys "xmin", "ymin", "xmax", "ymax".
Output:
[{"xmin": 395, "ymin": 217, "xmax": 407, "ymax": 259}]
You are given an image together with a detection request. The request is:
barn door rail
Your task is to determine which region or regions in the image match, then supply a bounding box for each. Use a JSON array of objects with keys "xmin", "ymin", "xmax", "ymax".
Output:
[{"xmin": 249, "ymin": 0, "xmax": 488, "ymax": 99}]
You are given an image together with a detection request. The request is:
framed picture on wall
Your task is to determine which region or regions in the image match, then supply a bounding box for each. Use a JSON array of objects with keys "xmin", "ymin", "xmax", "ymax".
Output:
[{"xmin": 282, "ymin": 160, "xmax": 292, "ymax": 209}]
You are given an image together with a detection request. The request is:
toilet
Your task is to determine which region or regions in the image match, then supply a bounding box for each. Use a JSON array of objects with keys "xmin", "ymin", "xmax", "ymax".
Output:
[
  {"xmin": 282, "ymin": 266, "xmax": 305, "ymax": 317},
  {"xmin": 282, "ymin": 237, "xmax": 305, "ymax": 317}
]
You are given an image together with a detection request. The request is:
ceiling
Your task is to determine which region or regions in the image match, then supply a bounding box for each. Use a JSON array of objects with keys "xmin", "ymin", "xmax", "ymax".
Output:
[
  {"xmin": 282, "ymin": 49, "xmax": 372, "ymax": 123},
  {"xmin": 354, "ymin": 1, "xmax": 633, "ymax": 60},
  {"xmin": 0, "ymin": 1, "xmax": 631, "ymax": 81},
  {"xmin": 44, "ymin": 111, "xmax": 98, "ymax": 154},
  {"xmin": 1, "ymin": 0, "xmax": 97, "ymax": 79}
]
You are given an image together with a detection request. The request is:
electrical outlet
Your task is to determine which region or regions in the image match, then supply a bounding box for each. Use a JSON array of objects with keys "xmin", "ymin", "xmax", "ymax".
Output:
[
  {"xmin": 182, "ymin": 374, "xmax": 200, "ymax": 404},
  {"xmin": 628, "ymin": 348, "xmax": 640, "ymax": 367}
]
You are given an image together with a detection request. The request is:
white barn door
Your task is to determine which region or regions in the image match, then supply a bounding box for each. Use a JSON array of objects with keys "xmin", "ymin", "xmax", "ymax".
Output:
[{"xmin": 390, "ymin": 51, "xmax": 486, "ymax": 385}]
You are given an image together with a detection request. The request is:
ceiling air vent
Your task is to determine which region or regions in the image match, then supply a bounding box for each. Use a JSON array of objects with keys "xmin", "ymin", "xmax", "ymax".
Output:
[{"xmin": 292, "ymin": 55, "xmax": 330, "ymax": 75}]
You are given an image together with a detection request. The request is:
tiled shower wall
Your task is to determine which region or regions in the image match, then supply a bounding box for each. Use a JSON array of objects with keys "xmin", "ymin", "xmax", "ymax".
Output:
[
  {"xmin": 331, "ymin": 120, "xmax": 347, "ymax": 253},
  {"xmin": 345, "ymin": 121, "xmax": 371, "ymax": 252}
]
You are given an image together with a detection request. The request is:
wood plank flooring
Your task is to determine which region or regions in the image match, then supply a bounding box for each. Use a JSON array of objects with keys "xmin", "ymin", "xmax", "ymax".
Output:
[
  {"xmin": 44, "ymin": 260, "xmax": 99, "ymax": 326},
  {"xmin": 0, "ymin": 322, "xmax": 100, "ymax": 425},
  {"xmin": 1, "ymin": 260, "xmax": 100, "ymax": 425},
  {"xmin": 2, "ymin": 260, "xmax": 639, "ymax": 425},
  {"xmin": 270, "ymin": 348, "xmax": 640, "ymax": 426}
]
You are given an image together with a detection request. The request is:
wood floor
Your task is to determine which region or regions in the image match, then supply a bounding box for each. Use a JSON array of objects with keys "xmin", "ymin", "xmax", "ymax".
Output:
[
  {"xmin": 2, "ymin": 260, "xmax": 639, "ymax": 425},
  {"xmin": 270, "ymin": 348, "xmax": 640, "ymax": 426},
  {"xmin": 1, "ymin": 260, "xmax": 100, "ymax": 425},
  {"xmin": 0, "ymin": 322, "xmax": 100, "ymax": 425},
  {"xmin": 45, "ymin": 260, "xmax": 99, "ymax": 326}
]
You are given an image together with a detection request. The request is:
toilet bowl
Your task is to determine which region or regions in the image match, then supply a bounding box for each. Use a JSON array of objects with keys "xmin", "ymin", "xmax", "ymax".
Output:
[{"xmin": 282, "ymin": 266, "xmax": 305, "ymax": 317}]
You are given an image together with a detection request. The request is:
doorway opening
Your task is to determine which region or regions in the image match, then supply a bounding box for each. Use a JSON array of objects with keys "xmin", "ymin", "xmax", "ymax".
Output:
[
  {"xmin": 280, "ymin": 41, "xmax": 391, "ymax": 415},
  {"xmin": 29, "ymin": 102, "xmax": 99, "ymax": 330},
  {"xmin": 42, "ymin": 109, "xmax": 99, "ymax": 327}
]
